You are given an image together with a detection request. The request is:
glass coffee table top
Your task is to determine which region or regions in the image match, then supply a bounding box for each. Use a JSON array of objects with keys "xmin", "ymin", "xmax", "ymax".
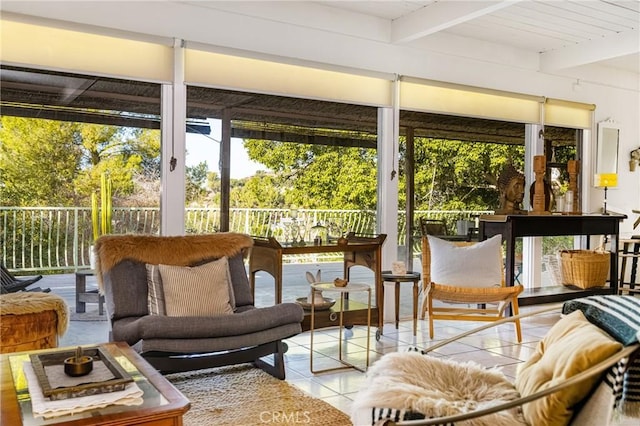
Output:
[{"xmin": 5, "ymin": 343, "xmax": 172, "ymax": 425}]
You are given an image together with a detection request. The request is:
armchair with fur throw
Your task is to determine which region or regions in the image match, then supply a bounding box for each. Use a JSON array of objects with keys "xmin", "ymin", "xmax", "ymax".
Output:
[{"xmin": 95, "ymin": 232, "xmax": 304, "ymax": 379}]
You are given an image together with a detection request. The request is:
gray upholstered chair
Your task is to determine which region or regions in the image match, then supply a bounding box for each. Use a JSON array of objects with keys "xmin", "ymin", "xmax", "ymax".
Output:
[{"xmin": 95, "ymin": 233, "xmax": 304, "ymax": 379}]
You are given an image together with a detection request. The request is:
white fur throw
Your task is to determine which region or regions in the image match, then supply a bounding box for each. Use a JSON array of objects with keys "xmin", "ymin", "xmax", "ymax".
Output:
[{"xmin": 351, "ymin": 352, "xmax": 526, "ymax": 426}]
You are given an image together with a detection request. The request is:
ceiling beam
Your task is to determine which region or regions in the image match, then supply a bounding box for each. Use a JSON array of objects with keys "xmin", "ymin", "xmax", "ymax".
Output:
[
  {"xmin": 390, "ymin": 0, "xmax": 521, "ymax": 44},
  {"xmin": 539, "ymin": 28, "xmax": 640, "ymax": 71}
]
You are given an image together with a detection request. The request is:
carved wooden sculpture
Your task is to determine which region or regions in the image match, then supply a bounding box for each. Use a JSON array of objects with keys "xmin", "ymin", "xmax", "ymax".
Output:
[
  {"xmin": 567, "ymin": 159, "xmax": 580, "ymax": 214},
  {"xmin": 495, "ymin": 164, "xmax": 526, "ymax": 215},
  {"xmin": 531, "ymin": 155, "xmax": 549, "ymax": 214}
]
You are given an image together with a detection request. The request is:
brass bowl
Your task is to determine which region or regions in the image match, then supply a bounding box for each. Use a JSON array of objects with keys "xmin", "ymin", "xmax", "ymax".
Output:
[
  {"xmin": 334, "ymin": 278, "xmax": 348, "ymax": 287},
  {"xmin": 64, "ymin": 356, "xmax": 94, "ymax": 377}
]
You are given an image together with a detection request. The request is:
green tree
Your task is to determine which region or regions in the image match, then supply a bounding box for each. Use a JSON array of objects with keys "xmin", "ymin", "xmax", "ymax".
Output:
[
  {"xmin": 230, "ymin": 171, "xmax": 285, "ymax": 208},
  {"xmin": 0, "ymin": 116, "xmax": 160, "ymax": 207},
  {"xmin": 409, "ymin": 138, "xmax": 525, "ymax": 211},
  {"xmin": 0, "ymin": 117, "xmax": 82, "ymax": 206},
  {"xmin": 244, "ymin": 139, "xmax": 377, "ymax": 210},
  {"xmin": 73, "ymin": 125, "xmax": 160, "ymax": 205},
  {"xmin": 186, "ymin": 162, "xmax": 208, "ymax": 204}
]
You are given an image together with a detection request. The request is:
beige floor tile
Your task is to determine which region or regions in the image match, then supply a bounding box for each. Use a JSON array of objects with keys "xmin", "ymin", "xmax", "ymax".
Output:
[
  {"xmin": 320, "ymin": 394, "xmax": 354, "ymax": 417},
  {"xmin": 311, "ymin": 370, "xmax": 368, "ymax": 394}
]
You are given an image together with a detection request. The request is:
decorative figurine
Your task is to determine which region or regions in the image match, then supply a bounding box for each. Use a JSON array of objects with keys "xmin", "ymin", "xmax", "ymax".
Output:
[
  {"xmin": 306, "ymin": 270, "xmax": 324, "ymax": 304},
  {"xmin": 567, "ymin": 160, "xmax": 580, "ymax": 214},
  {"xmin": 530, "ymin": 155, "xmax": 551, "ymax": 215},
  {"xmin": 495, "ymin": 164, "xmax": 527, "ymax": 215}
]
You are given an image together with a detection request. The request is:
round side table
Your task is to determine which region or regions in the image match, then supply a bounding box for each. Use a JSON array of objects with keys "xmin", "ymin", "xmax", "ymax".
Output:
[{"xmin": 381, "ymin": 271, "xmax": 421, "ymax": 336}]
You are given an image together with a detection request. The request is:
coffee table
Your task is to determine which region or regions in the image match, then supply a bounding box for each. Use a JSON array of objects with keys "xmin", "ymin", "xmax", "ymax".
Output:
[{"xmin": 1, "ymin": 342, "xmax": 190, "ymax": 425}]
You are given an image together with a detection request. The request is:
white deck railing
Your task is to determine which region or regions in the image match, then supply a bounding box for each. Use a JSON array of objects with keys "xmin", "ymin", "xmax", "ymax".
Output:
[{"xmin": 0, "ymin": 207, "xmax": 489, "ymax": 272}]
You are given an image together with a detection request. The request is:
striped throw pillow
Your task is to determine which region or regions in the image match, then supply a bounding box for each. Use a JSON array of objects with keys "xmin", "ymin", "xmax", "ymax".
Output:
[
  {"xmin": 146, "ymin": 263, "xmax": 166, "ymax": 315},
  {"xmin": 157, "ymin": 257, "xmax": 235, "ymax": 317}
]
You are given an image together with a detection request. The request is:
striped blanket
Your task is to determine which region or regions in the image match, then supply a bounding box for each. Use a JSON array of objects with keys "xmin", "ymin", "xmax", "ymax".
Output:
[{"xmin": 562, "ymin": 295, "xmax": 640, "ymax": 422}]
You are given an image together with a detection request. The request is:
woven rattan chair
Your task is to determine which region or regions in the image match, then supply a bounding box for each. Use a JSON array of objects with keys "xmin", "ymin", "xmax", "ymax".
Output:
[{"xmin": 420, "ymin": 236, "xmax": 524, "ymax": 342}]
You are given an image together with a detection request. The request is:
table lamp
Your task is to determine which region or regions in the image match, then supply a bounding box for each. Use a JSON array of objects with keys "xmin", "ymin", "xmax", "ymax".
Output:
[{"xmin": 594, "ymin": 173, "xmax": 617, "ymax": 215}]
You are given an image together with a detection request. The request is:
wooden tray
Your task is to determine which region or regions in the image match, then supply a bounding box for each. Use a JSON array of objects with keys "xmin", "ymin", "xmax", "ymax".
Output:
[{"xmin": 29, "ymin": 345, "xmax": 133, "ymax": 400}]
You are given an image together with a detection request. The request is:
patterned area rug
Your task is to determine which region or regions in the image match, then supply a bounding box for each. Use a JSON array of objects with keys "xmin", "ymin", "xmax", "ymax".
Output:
[{"xmin": 166, "ymin": 364, "xmax": 353, "ymax": 426}]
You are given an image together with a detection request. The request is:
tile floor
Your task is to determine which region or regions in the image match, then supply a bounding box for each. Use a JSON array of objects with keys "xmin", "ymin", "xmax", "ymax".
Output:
[{"xmin": 42, "ymin": 268, "xmax": 561, "ymax": 420}]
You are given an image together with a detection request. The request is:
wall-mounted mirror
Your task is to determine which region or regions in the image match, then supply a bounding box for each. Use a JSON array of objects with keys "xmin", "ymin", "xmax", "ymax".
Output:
[{"xmin": 596, "ymin": 120, "xmax": 620, "ymax": 176}]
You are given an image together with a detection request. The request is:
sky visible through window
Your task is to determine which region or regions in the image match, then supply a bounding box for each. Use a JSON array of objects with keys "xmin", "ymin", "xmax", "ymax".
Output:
[{"xmin": 186, "ymin": 118, "xmax": 267, "ymax": 179}]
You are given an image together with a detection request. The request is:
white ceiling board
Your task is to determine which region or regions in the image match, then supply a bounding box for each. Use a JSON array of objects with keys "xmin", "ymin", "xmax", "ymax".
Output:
[
  {"xmin": 313, "ymin": 1, "xmax": 434, "ymax": 20},
  {"xmin": 540, "ymin": 28, "xmax": 640, "ymax": 71},
  {"xmin": 390, "ymin": 0, "xmax": 521, "ymax": 43}
]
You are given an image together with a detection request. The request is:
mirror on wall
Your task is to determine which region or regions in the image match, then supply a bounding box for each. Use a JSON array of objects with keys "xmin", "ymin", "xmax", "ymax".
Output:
[{"xmin": 596, "ymin": 120, "xmax": 620, "ymax": 176}]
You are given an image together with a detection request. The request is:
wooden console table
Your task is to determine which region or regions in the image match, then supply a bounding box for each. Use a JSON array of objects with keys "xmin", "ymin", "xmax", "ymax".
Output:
[
  {"xmin": 1, "ymin": 341, "xmax": 189, "ymax": 425},
  {"xmin": 479, "ymin": 214, "xmax": 626, "ymax": 306},
  {"xmin": 249, "ymin": 232, "xmax": 386, "ymax": 332}
]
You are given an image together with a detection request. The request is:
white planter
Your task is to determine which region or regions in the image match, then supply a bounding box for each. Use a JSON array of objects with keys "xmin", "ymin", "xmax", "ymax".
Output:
[{"xmin": 89, "ymin": 245, "xmax": 96, "ymax": 270}]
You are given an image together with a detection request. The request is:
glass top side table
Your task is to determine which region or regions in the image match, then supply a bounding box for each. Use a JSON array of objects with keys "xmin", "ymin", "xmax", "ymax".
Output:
[{"xmin": 309, "ymin": 282, "xmax": 372, "ymax": 373}]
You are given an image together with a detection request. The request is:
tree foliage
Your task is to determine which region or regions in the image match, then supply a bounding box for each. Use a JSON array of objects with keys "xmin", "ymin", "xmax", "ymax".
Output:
[
  {"xmin": 243, "ymin": 139, "xmax": 377, "ymax": 210},
  {"xmin": 0, "ymin": 116, "xmax": 160, "ymax": 207},
  {"xmin": 409, "ymin": 138, "xmax": 525, "ymax": 211},
  {"xmin": 243, "ymin": 136, "xmax": 525, "ymax": 211},
  {"xmin": 1, "ymin": 117, "xmax": 82, "ymax": 206},
  {"xmin": 1, "ymin": 116, "xmax": 534, "ymax": 213},
  {"xmin": 186, "ymin": 162, "xmax": 209, "ymax": 204}
]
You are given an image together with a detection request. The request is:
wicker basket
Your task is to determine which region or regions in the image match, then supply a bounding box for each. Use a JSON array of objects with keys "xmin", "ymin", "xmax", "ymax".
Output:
[{"xmin": 560, "ymin": 250, "xmax": 609, "ymax": 289}]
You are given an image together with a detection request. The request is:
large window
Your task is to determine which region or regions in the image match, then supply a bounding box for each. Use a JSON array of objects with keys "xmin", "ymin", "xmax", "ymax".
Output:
[{"xmin": 0, "ymin": 66, "xmax": 162, "ymax": 270}]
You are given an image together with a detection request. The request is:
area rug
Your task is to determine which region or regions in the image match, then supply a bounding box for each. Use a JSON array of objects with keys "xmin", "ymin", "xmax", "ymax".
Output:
[{"xmin": 166, "ymin": 364, "xmax": 353, "ymax": 426}]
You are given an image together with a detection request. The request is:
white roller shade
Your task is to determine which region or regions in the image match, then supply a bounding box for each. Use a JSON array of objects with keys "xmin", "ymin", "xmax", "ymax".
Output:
[
  {"xmin": 400, "ymin": 78, "xmax": 543, "ymax": 124},
  {"xmin": 185, "ymin": 48, "xmax": 392, "ymax": 107},
  {"xmin": 544, "ymin": 98, "xmax": 595, "ymax": 129},
  {"xmin": 1, "ymin": 20, "xmax": 173, "ymax": 82}
]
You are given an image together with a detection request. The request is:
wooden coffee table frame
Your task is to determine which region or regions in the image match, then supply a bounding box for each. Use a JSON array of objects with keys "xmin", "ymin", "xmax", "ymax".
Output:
[{"xmin": 1, "ymin": 342, "xmax": 190, "ymax": 426}]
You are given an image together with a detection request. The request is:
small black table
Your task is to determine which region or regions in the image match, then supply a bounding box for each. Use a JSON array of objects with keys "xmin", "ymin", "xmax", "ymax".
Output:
[{"xmin": 381, "ymin": 271, "xmax": 421, "ymax": 336}]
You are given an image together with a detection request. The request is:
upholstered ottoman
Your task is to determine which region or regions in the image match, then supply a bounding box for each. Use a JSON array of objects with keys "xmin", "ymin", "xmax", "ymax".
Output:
[{"xmin": 0, "ymin": 292, "xmax": 68, "ymax": 353}]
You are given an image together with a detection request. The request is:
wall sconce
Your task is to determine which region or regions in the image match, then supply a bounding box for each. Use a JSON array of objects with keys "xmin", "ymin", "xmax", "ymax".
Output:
[
  {"xmin": 630, "ymin": 148, "xmax": 640, "ymax": 171},
  {"xmin": 594, "ymin": 173, "xmax": 617, "ymax": 215}
]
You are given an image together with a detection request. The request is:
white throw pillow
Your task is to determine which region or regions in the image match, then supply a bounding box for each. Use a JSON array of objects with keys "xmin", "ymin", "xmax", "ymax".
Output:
[
  {"xmin": 157, "ymin": 257, "xmax": 235, "ymax": 317},
  {"xmin": 428, "ymin": 234, "xmax": 503, "ymax": 288}
]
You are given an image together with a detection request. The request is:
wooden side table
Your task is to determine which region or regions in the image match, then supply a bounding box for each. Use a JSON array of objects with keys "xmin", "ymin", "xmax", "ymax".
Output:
[
  {"xmin": 75, "ymin": 270, "xmax": 104, "ymax": 315},
  {"xmin": 381, "ymin": 271, "xmax": 421, "ymax": 336}
]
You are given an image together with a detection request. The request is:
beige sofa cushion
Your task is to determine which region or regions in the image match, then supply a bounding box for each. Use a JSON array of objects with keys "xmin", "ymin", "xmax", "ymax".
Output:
[
  {"xmin": 157, "ymin": 257, "xmax": 235, "ymax": 317},
  {"xmin": 515, "ymin": 310, "xmax": 622, "ymax": 426}
]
